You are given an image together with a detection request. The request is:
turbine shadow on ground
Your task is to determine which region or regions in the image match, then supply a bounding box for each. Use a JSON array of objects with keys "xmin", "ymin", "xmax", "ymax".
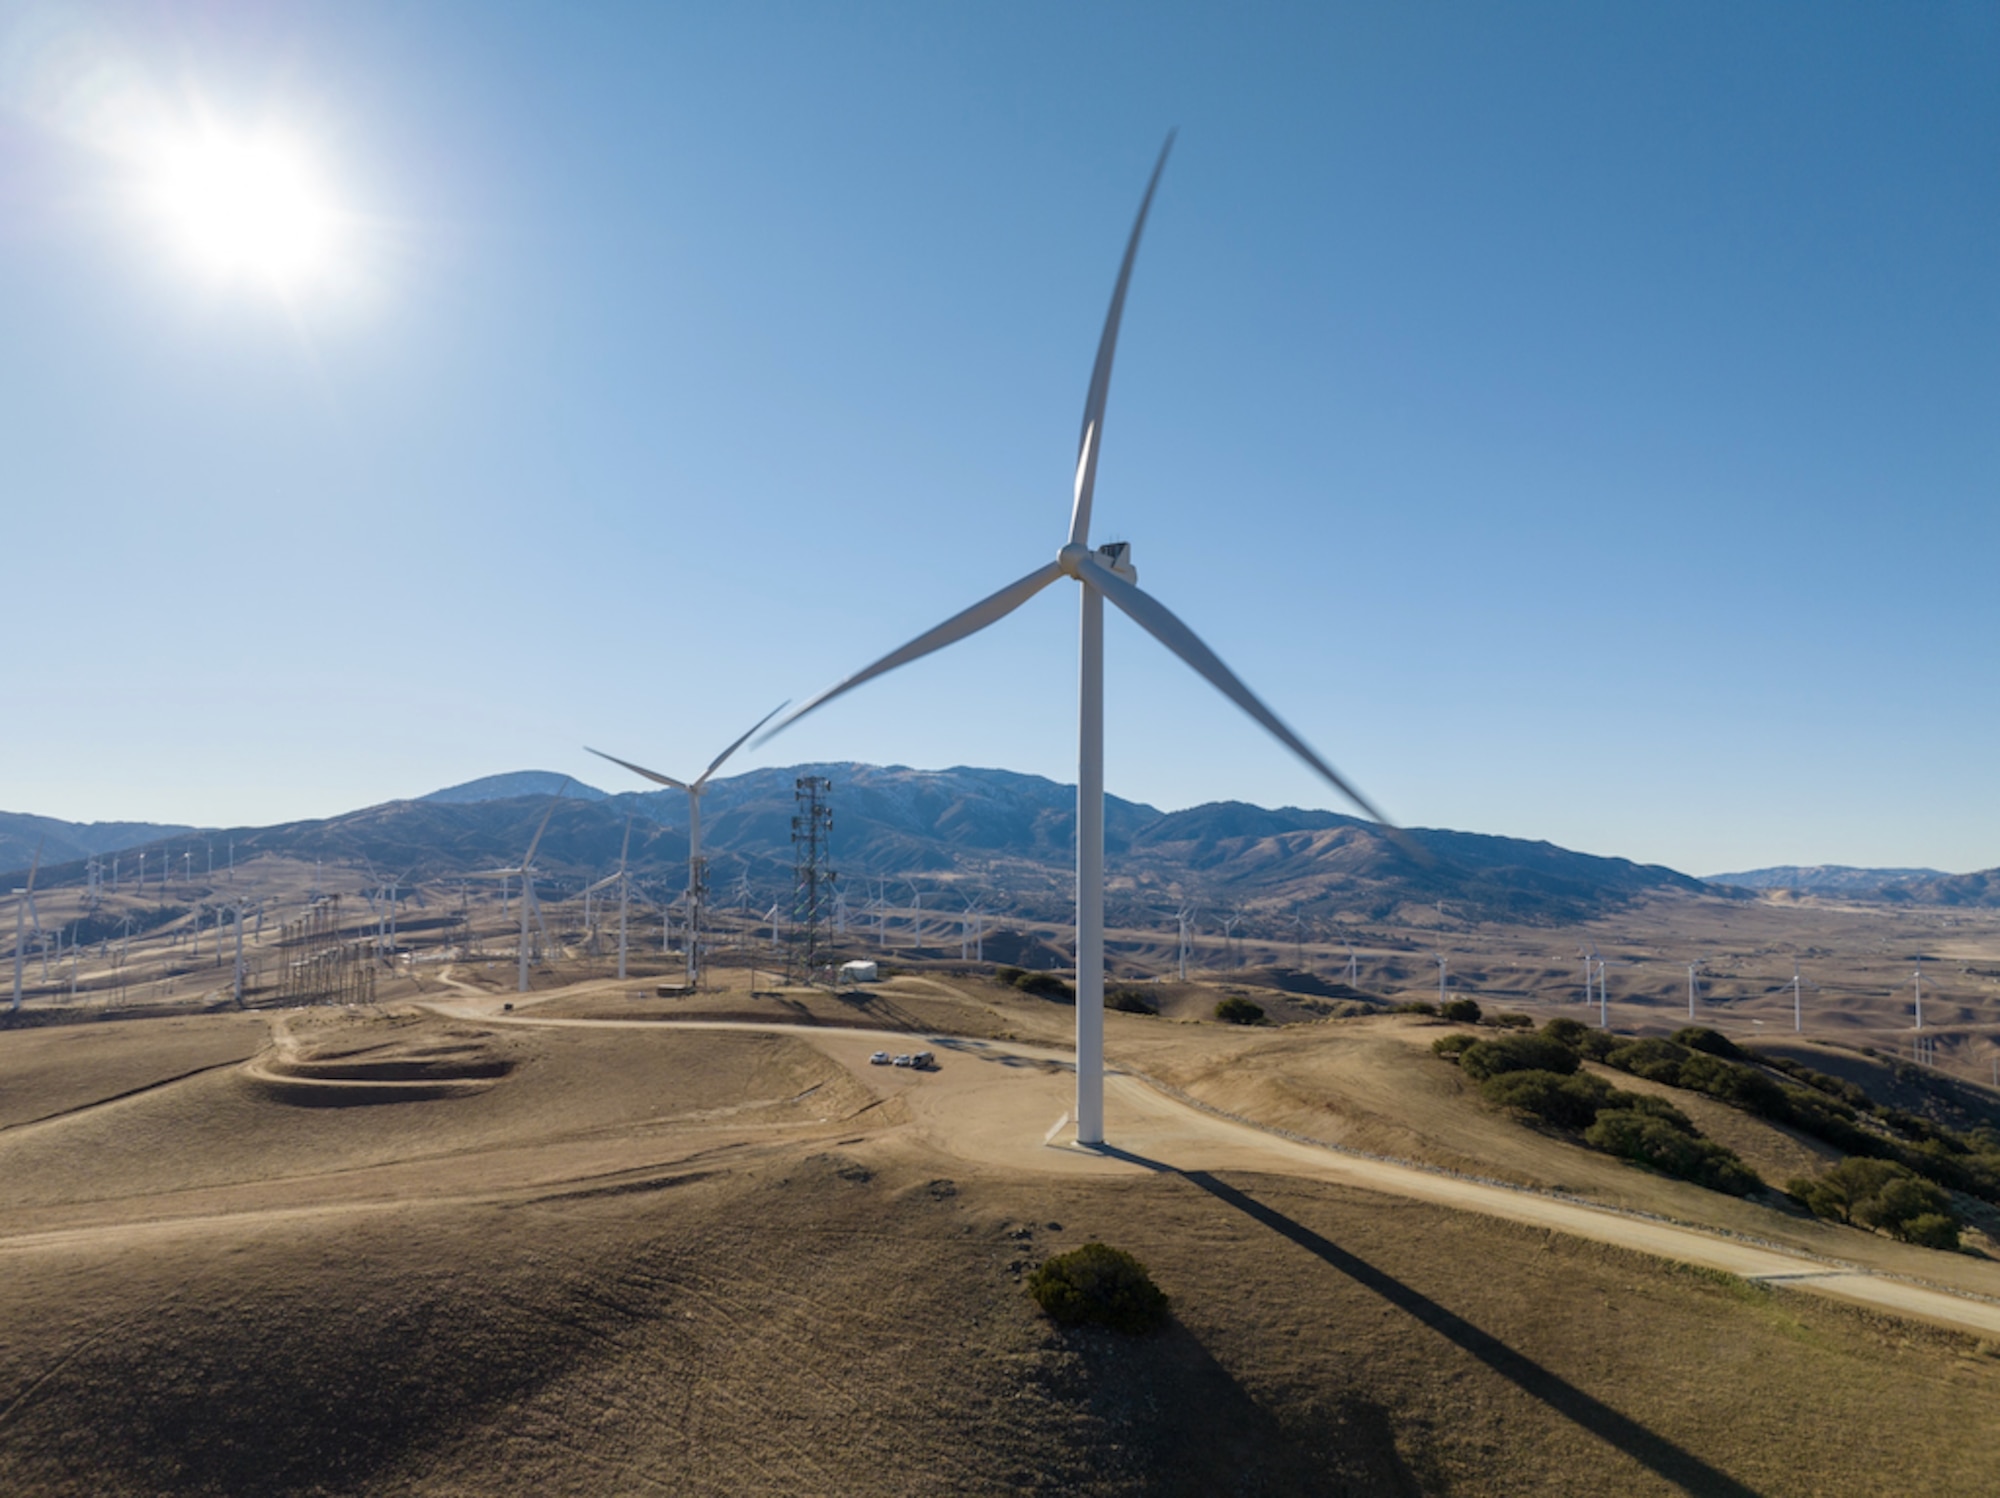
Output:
[{"xmin": 1089, "ymin": 1144, "xmax": 1766, "ymax": 1498}]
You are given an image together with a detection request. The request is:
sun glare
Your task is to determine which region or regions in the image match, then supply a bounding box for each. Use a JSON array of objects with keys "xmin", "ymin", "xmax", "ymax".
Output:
[{"xmin": 153, "ymin": 129, "xmax": 339, "ymax": 288}]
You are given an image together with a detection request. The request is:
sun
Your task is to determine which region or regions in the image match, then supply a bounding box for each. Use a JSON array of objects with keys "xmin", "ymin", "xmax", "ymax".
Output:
[{"xmin": 152, "ymin": 128, "xmax": 340, "ymax": 288}]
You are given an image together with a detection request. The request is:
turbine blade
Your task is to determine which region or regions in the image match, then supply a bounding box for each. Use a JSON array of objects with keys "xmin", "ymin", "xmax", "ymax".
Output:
[
  {"xmin": 1077, "ymin": 555, "xmax": 1398, "ymax": 831},
  {"xmin": 520, "ymin": 781, "xmax": 570, "ymax": 871},
  {"xmin": 1067, "ymin": 131, "xmax": 1175, "ymax": 549},
  {"xmin": 619, "ymin": 813, "xmax": 633, "ymax": 876},
  {"xmin": 755, "ymin": 559, "xmax": 1066, "ymax": 746},
  {"xmin": 586, "ymin": 747, "xmax": 690, "ymax": 793},
  {"xmin": 695, "ymin": 701, "xmax": 788, "ymax": 788},
  {"xmin": 24, "ymin": 838, "xmax": 43, "ymax": 895}
]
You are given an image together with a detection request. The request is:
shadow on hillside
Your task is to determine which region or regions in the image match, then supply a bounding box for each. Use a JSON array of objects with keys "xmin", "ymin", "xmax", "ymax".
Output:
[
  {"xmin": 1093, "ymin": 1145, "xmax": 1765, "ymax": 1498},
  {"xmin": 1048, "ymin": 1315, "xmax": 1422, "ymax": 1496}
]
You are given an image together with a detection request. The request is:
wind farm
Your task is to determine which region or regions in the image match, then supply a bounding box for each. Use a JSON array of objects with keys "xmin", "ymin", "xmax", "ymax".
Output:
[{"xmin": 5, "ymin": 5, "xmax": 1999, "ymax": 1494}]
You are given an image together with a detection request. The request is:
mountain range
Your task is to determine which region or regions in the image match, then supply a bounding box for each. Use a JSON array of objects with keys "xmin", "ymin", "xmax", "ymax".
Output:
[
  {"xmin": 5, "ymin": 766, "xmax": 1992, "ymax": 925},
  {"xmin": 1704, "ymin": 865, "xmax": 1948, "ymax": 895}
]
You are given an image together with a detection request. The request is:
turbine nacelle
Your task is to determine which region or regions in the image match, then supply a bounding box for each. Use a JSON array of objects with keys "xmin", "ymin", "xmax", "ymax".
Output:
[{"xmin": 1058, "ymin": 539, "xmax": 1136, "ymax": 584}]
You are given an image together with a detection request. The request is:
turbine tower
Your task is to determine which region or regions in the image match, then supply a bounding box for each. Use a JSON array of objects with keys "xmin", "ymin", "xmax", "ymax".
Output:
[
  {"xmin": 754, "ymin": 137, "xmax": 1400, "ymax": 1147},
  {"xmin": 587, "ymin": 704, "xmax": 783, "ymax": 989},
  {"xmin": 11, "ymin": 840, "xmax": 44, "ymax": 1014},
  {"xmin": 581, "ymin": 815, "xmax": 636, "ymax": 981},
  {"xmin": 475, "ymin": 786, "xmax": 567, "ymax": 994}
]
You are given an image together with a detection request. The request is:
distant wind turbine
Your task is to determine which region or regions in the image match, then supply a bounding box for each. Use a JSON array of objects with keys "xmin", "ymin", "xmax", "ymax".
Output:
[
  {"xmin": 582, "ymin": 815, "xmax": 636, "ymax": 980},
  {"xmin": 587, "ymin": 703, "xmax": 784, "ymax": 988},
  {"xmin": 11, "ymin": 839, "xmax": 44, "ymax": 1014},
  {"xmin": 752, "ymin": 136, "xmax": 1403, "ymax": 1147},
  {"xmin": 472, "ymin": 785, "xmax": 567, "ymax": 993}
]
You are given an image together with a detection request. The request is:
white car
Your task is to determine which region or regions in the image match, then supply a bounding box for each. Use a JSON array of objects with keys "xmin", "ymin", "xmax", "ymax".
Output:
[
  {"xmin": 869, "ymin": 1050, "xmax": 890, "ymax": 1066},
  {"xmin": 891, "ymin": 1054, "xmax": 914, "ymax": 1068}
]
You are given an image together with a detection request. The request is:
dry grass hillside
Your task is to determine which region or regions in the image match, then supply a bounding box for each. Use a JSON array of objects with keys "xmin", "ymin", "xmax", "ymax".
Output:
[{"xmin": 4, "ymin": 977, "xmax": 2000, "ymax": 1495}]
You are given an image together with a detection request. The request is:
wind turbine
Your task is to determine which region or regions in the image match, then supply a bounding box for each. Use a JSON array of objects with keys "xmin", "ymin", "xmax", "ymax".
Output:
[
  {"xmin": 1788, "ymin": 960, "xmax": 1819, "ymax": 1034},
  {"xmin": 753, "ymin": 137, "xmax": 1400, "ymax": 1147},
  {"xmin": 1336, "ymin": 930, "xmax": 1358, "ymax": 988},
  {"xmin": 587, "ymin": 703, "xmax": 784, "ymax": 988},
  {"xmin": 582, "ymin": 815, "xmax": 636, "ymax": 980},
  {"xmin": 1686, "ymin": 961, "xmax": 1702, "ymax": 1022},
  {"xmin": 11, "ymin": 840, "xmax": 44, "ymax": 1014},
  {"xmin": 474, "ymin": 785, "xmax": 567, "ymax": 993},
  {"xmin": 1176, "ymin": 906, "xmax": 1195, "ymax": 981}
]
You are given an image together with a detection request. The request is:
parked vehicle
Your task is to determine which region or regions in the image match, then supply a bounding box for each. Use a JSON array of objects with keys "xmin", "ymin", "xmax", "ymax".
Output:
[
  {"xmin": 912, "ymin": 1051, "xmax": 936, "ymax": 1070},
  {"xmin": 891, "ymin": 1054, "xmax": 914, "ymax": 1068},
  {"xmin": 869, "ymin": 1050, "xmax": 890, "ymax": 1065}
]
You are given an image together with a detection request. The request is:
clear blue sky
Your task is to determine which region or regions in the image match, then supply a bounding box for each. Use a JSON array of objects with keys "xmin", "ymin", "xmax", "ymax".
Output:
[{"xmin": 3, "ymin": 2, "xmax": 1995, "ymax": 876}]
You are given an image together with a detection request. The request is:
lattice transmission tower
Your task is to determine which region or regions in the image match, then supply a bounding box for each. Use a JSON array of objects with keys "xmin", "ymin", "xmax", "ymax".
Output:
[{"xmin": 789, "ymin": 776, "xmax": 836, "ymax": 983}]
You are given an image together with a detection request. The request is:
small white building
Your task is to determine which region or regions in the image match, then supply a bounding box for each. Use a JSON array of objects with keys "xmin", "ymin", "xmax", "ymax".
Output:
[{"xmin": 838, "ymin": 960, "xmax": 879, "ymax": 985}]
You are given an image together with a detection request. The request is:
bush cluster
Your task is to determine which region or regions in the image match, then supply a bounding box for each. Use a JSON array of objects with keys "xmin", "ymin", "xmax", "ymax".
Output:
[
  {"xmin": 1584, "ymin": 1109, "xmax": 1762, "ymax": 1196},
  {"xmin": 995, "ymin": 966, "xmax": 1076, "ymax": 1003},
  {"xmin": 1788, "ymin": 1158, "xmax": 1960, "ymax": 1249},
  {"xmin": 1434, "ymin": 1025, "xmax": 1762, "ymax": 1197},
  {"xmin": 1107, "ymin": 986, "xmax": 1157, "ymax": 1016},
  {"xmin": 1214, "ymin": 996, "xmax": 1265, "ymax": 1025},
  {"xmin": 1440, "ymin": 998, "xmax": 1482, "ymax": 1023},
  {"xmin": 1455, "ymin": 1032, "xmax": 1580, "ymax": 1082},
  {"xmin": 1478, "ymin": 1019, "xmax": 1990, "ymax": 1243},
  {"xmin": 1584, "ymin": 1029, "xmax": 2000, "ymax": 1209},
  {"xmin": 1492, "ymin": 1012, "xmax": 1535, "ymax": 1030},
  {"xmin": 1027, "ymin": 1242, "xmax": 1169, "ymax": 1333}
]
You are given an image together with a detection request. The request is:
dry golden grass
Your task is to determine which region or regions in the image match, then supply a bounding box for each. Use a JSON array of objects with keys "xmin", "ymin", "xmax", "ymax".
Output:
[{"xmin": 3, "ymin": 985, "xmax": 2000, "ymax": 1495}]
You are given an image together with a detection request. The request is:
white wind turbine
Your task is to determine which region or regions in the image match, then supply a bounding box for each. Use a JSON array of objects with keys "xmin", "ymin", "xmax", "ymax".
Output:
[
  {"xmin": 1787, "ymin": 959, "xmax": 1819, "ymax": 1034},
  {"xmin": 474, "ymin": 785, "xmax": 567, "ymax": 994},
  {"xmin": 11, "ymin": 840, "xmax": 44, "ymax": 1015},
  {"xmin": 755, "ymin": 137, "xmax": 1400, "ymax": 1147},
  {"xmin": 582, "ymin": 816, "xmax": 636, "ymax": 979},
  {"xmin": 587, "ymin": 703, "xmax": 784, "ymax": 989}
]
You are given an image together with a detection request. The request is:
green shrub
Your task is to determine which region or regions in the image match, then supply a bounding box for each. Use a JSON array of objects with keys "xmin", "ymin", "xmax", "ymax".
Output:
[
  {"xmin": 1672, "ymin": 1027, "xmax": 1747, "ymax": 1061},
  {"xmin": 1676, "ymin": 1052, "xmax": 1788, "ymax": 1115},
  {"xmin": 1107, "ymin": 985, "xmax": 1157, "ymax": 1015},
  {"xmin": 1480, "ymin": 1069, "xmax": 1614, "ymax": 1131},
  {"xmin": 1574, "ymin": 1028, "xmax": 1621, "ymax": 1061},
  {"xmin": 995, "ymin": 965, "xmax": 1025, "ymax": 986},
  {"xmin": 1458, "ymin": 1033, "xmax": 1580, "ymax": 1082},
  {"xmin": 1585, "ymin": 1111, "xmax": 1761, "ymax": 1196},
  {"xmin": 1901, "ymin": 1213, "xmax": 1962, "ymax": 1251},
  {"xmin": 1027, "ymin": 1242, "xmax": 1168, "ymax": 1333},
  {"xmin": 1010, "ymin": 970, "xmax": 1075, "ymax": 1002},
  {"xmin": 1214, "ymin": 996, "xmax": 1265, "ymax": 1025},
  {"xmin": 1788, "ymin": 1156, "xmax": 1961, "ymax": 1245},
  {"xmin": 1492, "ymin": 1011, "xmax": 1534, "ymax": 1029},
  {"xmin": 1431, "ymin": 1033, "xmax": 1478, "ymax": 1061},
  {"xmin": 1441, "ymin": 998, "xmax": 1482, "ymax": 1023},
  {"xmin": 1542, "ymin": 1016, "xmax": 1591, "ymax": 1048},
  {"xmin": 1393, "ymin": 1000, "xmax": 1440, "ymax": 1016},
  {"xmin": 1606, "ymin": 1038, "xmax": 1689, "ymax": 1084},
  {"xmin": 1598, "ymin": 1091, "xmax": 1697, "ymax": 1134}
]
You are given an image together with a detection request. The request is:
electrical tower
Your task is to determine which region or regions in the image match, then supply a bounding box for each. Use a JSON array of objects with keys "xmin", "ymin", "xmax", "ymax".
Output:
[{"xmin": 789, "ymin": 776, "xmax": 835, "ymax": 983}]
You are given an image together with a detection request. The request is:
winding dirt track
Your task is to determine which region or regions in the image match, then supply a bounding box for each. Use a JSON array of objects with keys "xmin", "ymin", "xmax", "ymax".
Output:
[{"xmin": 422, "ymin": 994, "xmax": 2000, "ymax": 1340}]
